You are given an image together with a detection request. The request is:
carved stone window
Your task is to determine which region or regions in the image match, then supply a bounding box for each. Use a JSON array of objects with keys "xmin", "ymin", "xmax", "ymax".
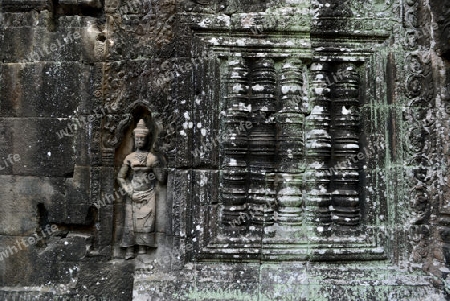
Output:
[
  {"xmin": 182, "ymin": 11, "xmax": 389, "ymax": 261},
  {"xmin": 187, "ymin": 56, "xmax": 382, "ymax": 261}
]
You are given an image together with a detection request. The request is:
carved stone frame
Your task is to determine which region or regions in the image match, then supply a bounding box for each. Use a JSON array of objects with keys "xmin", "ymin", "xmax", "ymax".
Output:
[{"xmin": 180, "ymin": 11, "xmax": 395, "ymax": 261}]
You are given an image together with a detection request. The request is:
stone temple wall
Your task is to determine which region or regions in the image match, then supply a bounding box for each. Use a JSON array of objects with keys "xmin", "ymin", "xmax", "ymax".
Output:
[{"xmin": 0, "ymin": 0, "xmax": 450, "ymax": 300}]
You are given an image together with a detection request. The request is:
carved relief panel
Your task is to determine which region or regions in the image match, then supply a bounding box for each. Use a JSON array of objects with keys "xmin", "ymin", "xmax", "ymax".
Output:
[
  {"xmin": 87, "ymin": 0, "xmax": 426, "ymax": 268},
  {"xmin": 184, "ymin": 8, "xmax": 392, "ymax": 260}
]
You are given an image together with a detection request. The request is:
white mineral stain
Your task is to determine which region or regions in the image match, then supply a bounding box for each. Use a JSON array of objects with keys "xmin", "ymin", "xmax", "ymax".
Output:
[
  {"xmin": 311, "ymin": 106, "xmax": 324, "ymax": 114},
  {"xmin": 236, "ymin": 39, "xmax": 246, "ymax": 46},
  {"xmin": 342, "ymin": 106, "xmax": 351, "ymax": 115},
  {"xmin": 208, "ymin": 37, "xmax": 220, "ymax": 45},
  {"xmin": 253, "ymin": 84, "xmax": 264, "ymax": 91},
  {"xmin": 217, "ymin": 14, "xmax": 230, "ymax": 26},
  {"xmin": 199, "ymin": 19, "xmax": 212, "ymax": 28},
  {"xmin": 343, "ymin": 144, "xmax": 359, "ymax": 149},
  {"xmin": 233, "ymin": 84, "xmax": 244, "ymax": 93}
]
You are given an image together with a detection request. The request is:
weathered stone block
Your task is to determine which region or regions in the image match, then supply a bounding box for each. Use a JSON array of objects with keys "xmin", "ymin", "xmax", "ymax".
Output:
[
  {"xmin": 0, "ymin": 175, "xmax": 65, "ymax": 235},
  {"xmin": 6, "ymin": 118, "xmax": 75, "ymax": 176},
  {"xmin": 0, "ymin": 62, "xmax": 90, "ymax": 118}
]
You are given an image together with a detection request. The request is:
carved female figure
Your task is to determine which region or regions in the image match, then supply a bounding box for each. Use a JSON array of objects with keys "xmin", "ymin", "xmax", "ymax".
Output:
[{"xmin": 118, "ymin": 119, "xmax": 164, "ymax": 259}]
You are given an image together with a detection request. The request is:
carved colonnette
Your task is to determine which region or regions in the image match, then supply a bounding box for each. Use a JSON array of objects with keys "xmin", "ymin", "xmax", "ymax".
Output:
[
  {"xmin": 247, "ymin": 57, "xmax": 277, "ymax": 229},
  {"xmin": 330, "ymin": 63, "xmax": 361, "ymax": 226},
  {"xmin": 220, "ymin": 57, "xmax": 249, "ymax": 233},
  {"xmin": 305, "ymin": 62, "xmax": 332, "ymax": 227},
  {"xmin": 275, "ymin": 59, "xmax": 304, "ymax": 228}
]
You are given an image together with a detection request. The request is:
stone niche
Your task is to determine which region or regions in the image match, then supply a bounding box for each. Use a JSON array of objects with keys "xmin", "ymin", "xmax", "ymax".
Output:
[{"xmin": 1, "ymin": 0, "xmax": 450, "ymax": 300}]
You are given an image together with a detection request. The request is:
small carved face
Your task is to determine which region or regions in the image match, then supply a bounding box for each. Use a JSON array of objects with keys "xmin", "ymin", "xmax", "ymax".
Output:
[
  {"xmin": 411, "ymin": 78, "xmax": 420, "ymax": 92},
  {"xmin": 406, "ymin": 75, "xmax": 423, "ymax": 98},
  {"xmin": 409, "ymin": 56, "xmax": 422, "ymax": 73},
  {"xmin": 406, "ymin": 31, "xmax": 418, "ymax": 48},
  {"xmin": 134, "ymin": 135, "xmax": 147, "ymax": 149}
]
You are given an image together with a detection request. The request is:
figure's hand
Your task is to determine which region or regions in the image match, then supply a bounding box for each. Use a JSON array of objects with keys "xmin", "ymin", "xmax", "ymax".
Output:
[
  {"xmin": 124, "ymin": 184, "xmax": 133, "ymax": 195},
  {"xmin": 131, "ymin": 194, "xmax": 147, "ymax": 203}
]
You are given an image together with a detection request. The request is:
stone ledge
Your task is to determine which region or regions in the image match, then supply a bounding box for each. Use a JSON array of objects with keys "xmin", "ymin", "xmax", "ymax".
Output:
[{"xmin": 132, "ymin": 261, "xmax": 446, "ymax": 301}]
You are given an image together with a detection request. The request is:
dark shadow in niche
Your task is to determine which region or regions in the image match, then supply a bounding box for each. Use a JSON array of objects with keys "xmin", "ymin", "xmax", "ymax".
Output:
[
  {"xmin": 85, "ymin": 205, "xmax": 99, "ymax": 252},
  {"xmin": 48, "ymin": 0, "xmax": 104, "ymax": 31},
  {"xmin": 37, "ymin": 203, "xmax": 99, "ymax": 253},
  {"xmin": 36, "ymin": 203, "xmax": 50, "ymax": 248},
  {"xmin": 37, "ymin": 203, "xmax": 49, "ymax": 230},
  {"xmin": 63, "ymin": 171, "xmax": 74, "ymax": 178},
  {"xmin": 429, "ymin": 1, "xmax": 450, "ymax": 60},
  {"xmin": 53, "ymin": 0, "xmax": 104, "ymax": 17}
]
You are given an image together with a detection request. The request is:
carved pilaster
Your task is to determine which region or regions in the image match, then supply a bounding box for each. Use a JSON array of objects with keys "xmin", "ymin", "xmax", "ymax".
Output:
[
  {"xmin": 102, "ymin": 148, "xmax": 115, "ymax": 167},
  {"xmin": 248, "ymin": 58, "xmax": 276, "ymax": 227},
  {"xmin": 402, "ymin": 0, "xmax": 435, "ymax": 269},
  {"xmin": 331, "ymin": 63, "xmax": 361, "ymax": 226},
  {"xmin": 275, "ymin": 59, "xmax": 304, "ymax": 226},
  {"xmin": 220, "ymin": 57, "xmax": 249, "ymax": 232},
  {"xmin": 305, "ymin": 63, "xmax": 332, "ymax": 226}
]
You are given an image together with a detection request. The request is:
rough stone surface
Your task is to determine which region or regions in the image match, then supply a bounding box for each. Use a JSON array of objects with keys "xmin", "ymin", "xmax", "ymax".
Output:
[{"xmin": 1, "ymin": 0, "xmax": 450, "ymax": 300}]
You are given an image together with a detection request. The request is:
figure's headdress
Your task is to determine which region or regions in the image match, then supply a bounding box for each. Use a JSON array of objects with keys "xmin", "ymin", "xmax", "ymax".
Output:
[{"xmin": 133, "ymin": 119, "xmax": 149, "ymax": 136}]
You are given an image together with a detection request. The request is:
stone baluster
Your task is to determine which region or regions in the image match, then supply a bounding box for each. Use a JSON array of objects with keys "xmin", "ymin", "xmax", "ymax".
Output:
[
  {"xmin": 305, "ymin": 62, "xmax": 332, "ymax": 226},
  {"xmin": 275, "ymin": 59, "xmax": 304, "ymax": 227},
  {"xmin": 248, "ymin": 58, "xmax": 276, "ymax": 227},
  {"xmin": 220, "ymin": 57, "xmax": 250, "ymax": 232},
  {"xmin": 331, "ymin": 63, "xmax": 361, "ymax": 226}
]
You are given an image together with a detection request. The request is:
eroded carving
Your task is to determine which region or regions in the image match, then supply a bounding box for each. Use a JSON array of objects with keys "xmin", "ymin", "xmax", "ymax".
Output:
[
  {"xmin": 247, "ymin": 58, "xmax": 276, "ymax": 227},
  {"xmin": 220, "ymin": 57, "xmax": 250, "ymax": 232},
  {"xmin": 117, "ymin": 119, "xmax": 166, "ymax": 259},
  {"xmin": 275, "ymin": 59, "xmax": 304, "ymax": 227},
  {"xmin": 401, "ymin": 0, "xmax": 436, "ymax": 272},
  {"xmin": 305, "ymin": 62, "xmax": 332, "ymax": 226}
]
